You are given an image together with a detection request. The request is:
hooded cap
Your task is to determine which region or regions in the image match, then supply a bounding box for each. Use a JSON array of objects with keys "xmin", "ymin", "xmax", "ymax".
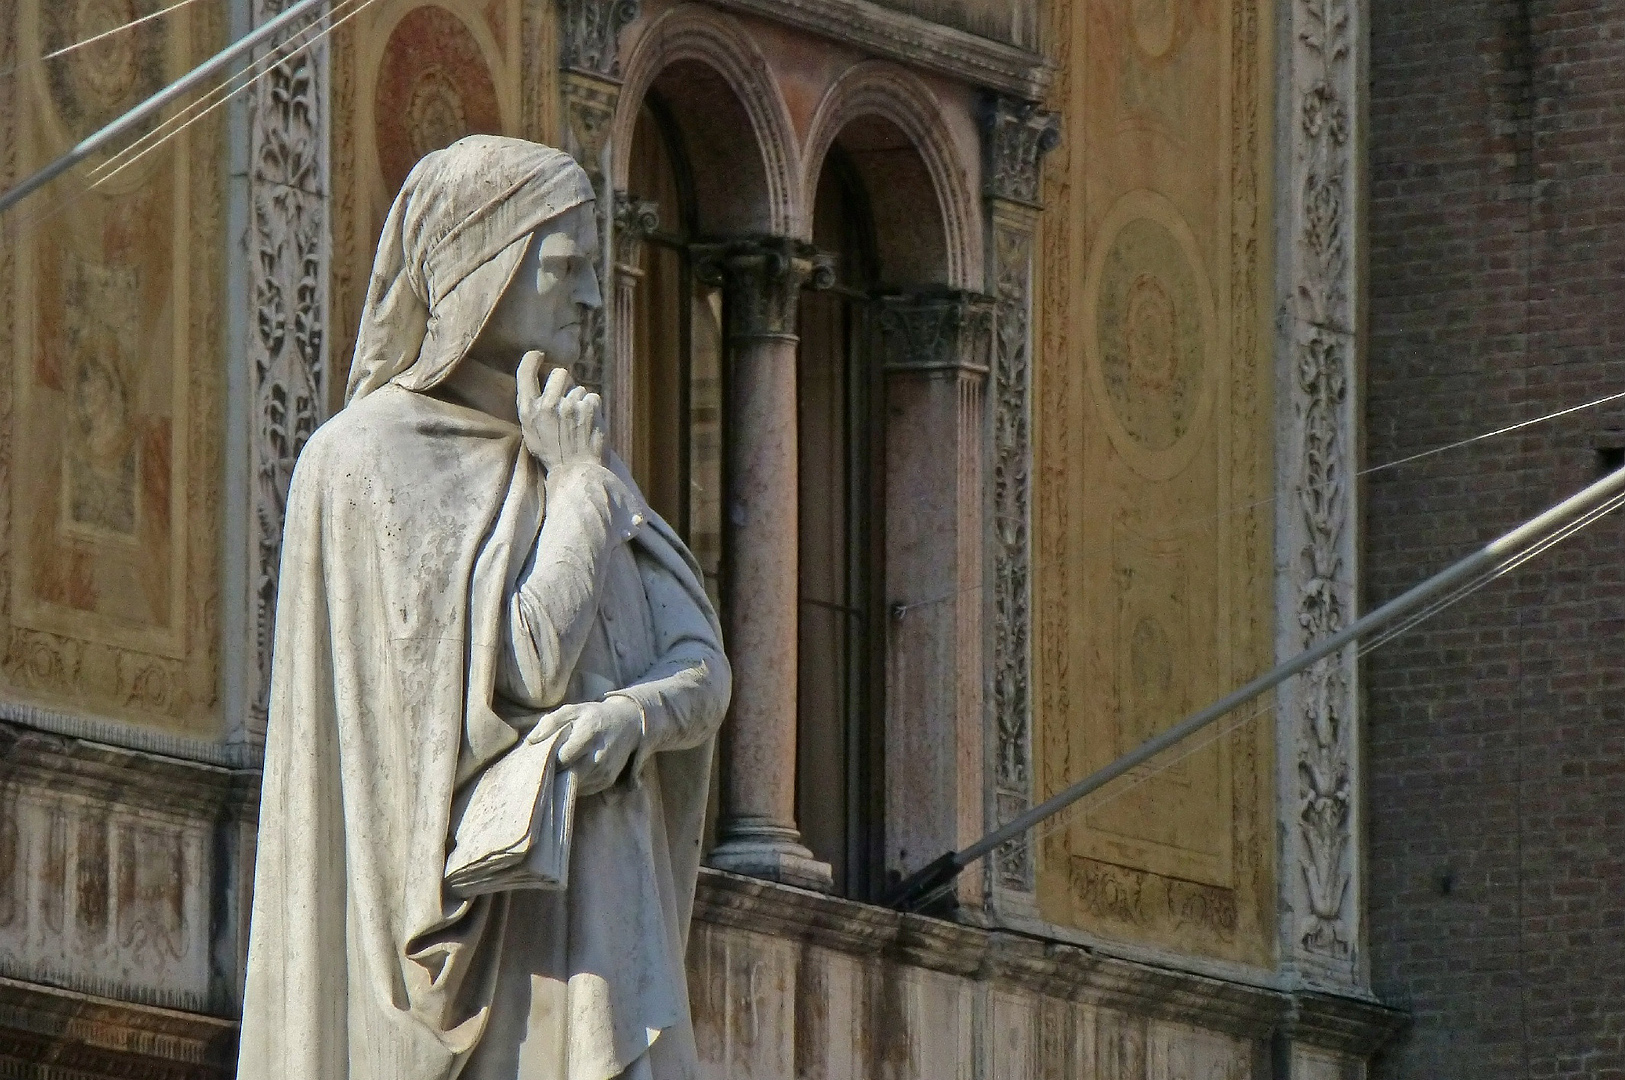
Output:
[{"xmin": 345, "ymin": 135, "xmax": 596, "ymax": 404}]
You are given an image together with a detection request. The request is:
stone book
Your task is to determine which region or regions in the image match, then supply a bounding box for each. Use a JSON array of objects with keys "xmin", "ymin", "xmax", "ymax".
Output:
[{"xmin": 444, "ymin": 726, "xmax": 578, "ymax": 897}]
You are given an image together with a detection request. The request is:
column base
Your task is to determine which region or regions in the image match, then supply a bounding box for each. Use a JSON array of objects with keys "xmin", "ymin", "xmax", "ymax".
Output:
[{"xmin": 708, "ymin": 821, "xmax": 833, "ymax": 893}]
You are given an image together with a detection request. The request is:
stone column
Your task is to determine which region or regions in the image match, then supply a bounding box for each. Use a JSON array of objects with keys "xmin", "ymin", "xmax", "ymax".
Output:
[
  {"xmin": 235, "ymin": 0, "xmax": 331, "ymax": 744},
  {"xmin": 878, "ymin": 291, "xmax": 994, "ymax": 908},
  {"xmin": 701, "ymin": 237, "xmax": 835, "ymax": 892},
  {"xmin": 558, "ymin": 0, "xmax": 640, "ymax": 391},
  {"xmin": 1275, "ymin": 0, "xmax": 1366, "ymax": 1002},
  {"xmin": 609, "ymin": 192, "xmax": 658, "ymax": 460},
  {"xmin": 978, "ymin": 97, "xmax": 1058, "ymax": 911}
]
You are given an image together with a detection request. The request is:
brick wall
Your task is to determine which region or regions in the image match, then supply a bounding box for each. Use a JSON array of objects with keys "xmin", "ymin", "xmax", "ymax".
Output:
[{"xmin": 1367, "ymin": 0, "xmax": 1625, "ymax": 1077}]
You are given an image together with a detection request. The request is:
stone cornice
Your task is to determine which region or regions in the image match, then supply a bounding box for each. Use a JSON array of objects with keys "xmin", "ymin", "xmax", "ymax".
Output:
[
  {"xmin": 0, "ymin": 720, "xmax": 261, "ymax": 823},
  {"xmin": 0, "ymin": 975, "xmax": 237, "ymax": 1079},
  {"xmin": 703, "ymin": 0, "xmax": 1051, "ymax": 100},
  {"xmin": 692, "ymin": 869, "xmax": 1407, "ymax": 1050}
]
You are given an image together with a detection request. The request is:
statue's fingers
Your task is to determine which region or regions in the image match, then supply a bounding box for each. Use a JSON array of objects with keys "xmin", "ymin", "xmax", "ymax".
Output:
[
  {"xmin": 526, "ymin": 704, "xmax": 577, "ymax": 744},
  {"xmin": 540, "ymin": 365, "xmax": 570, "ymax": 410},
  {"xmin": 517, "ymin": 351, "xmax": 545, "ymax": 404}
]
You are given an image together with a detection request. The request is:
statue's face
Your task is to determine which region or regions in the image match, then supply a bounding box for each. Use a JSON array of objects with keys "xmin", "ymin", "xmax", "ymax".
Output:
[{"xmin": 475, "ymin": 203, "xmax": 602, "ymax": 375}]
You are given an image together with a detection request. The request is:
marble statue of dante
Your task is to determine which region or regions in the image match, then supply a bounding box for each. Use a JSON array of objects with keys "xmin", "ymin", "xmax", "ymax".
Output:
[{"xmin": 238, "ymin": 136, "xmax": 730, "ymax": 1080}]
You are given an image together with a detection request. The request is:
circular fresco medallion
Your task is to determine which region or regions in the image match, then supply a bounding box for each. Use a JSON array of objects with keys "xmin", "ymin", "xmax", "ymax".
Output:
[
  {"xmin": 1130, "ymin": 0, "xmax": 1178, "ymax": 59},
  {"xmin": 44, "ymin": 0, "xmax": 166, "ymax": 140},
  {"xmin": 374, "ymin": 5, "xmax": 504, "ymax": 197},
  {"xmin": 1084, "ymin": 191, "xmax": 1214, "ymax": 478}
]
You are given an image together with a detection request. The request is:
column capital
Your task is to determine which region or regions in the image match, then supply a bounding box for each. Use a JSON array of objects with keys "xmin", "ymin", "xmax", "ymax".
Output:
[
  {"xmin": 978, "ymin": 94, "xmax": 1060, "ymax": 207},
  {"xmin": 878, "ymin": 290, "xmax": 994, "ymax": 376},
  {"xmin": 612, "ymin": 191, "xmax": 659, "ymax": 270},
  {"xmin": 558, "ymin": 0, "xmax": 640, "ymax": 80},
  {"xmin": 694, "ymin": 236, "xmax": 835, "ymax": 341}
]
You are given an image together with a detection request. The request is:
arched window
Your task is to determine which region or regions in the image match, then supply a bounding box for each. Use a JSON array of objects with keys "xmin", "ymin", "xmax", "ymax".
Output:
[
  {"xmin": 796, "ymin": 150, "xmax": 885, "ymax": 900},
  {"xmin": 624, "ymin": 99, "xmax": 724, "ymax": 605}
]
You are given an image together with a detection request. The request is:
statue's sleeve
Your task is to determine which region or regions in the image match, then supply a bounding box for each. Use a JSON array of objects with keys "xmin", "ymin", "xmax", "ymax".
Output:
[
  {"xmin": 497, "ymin": 463, "xmax": 642, "ymax": 710},
  {"xmin": 611, "ymin": 544, "xmax": 731, "ymax": 771}
]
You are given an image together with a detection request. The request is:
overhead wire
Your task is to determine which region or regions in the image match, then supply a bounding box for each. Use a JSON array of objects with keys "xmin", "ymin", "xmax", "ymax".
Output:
[
  {"xmin": 0, "ymin": 0, "xmax": 212, "ymax": 83},
  {"xmin": 1024, "ymin": 480, "xmax": 1625, "ymax": 855},
  {"xmin": 1, "ymin": 0, "xmax": 373, "ymax": 243},
  {"xmin": 88, "ymin": 0, "xmax": 373, "ymax": 190}
]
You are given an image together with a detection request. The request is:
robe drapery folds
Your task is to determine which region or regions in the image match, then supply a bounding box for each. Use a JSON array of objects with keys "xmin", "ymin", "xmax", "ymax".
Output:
[{"xmin": 238, "ymin": 137, "xmax": 730, "ymax": 1080}]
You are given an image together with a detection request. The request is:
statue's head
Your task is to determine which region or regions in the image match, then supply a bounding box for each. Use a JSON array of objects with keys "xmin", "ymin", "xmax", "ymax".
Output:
[
  {"xmin": 345, "ymin": 135, "xmax": 599, "ymax": 404},
  {"xmin": 468, "ymin": 201, "xmax": 602, "ymax": 377}
]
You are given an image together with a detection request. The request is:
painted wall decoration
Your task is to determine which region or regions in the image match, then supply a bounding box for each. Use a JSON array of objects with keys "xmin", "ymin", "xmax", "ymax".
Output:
[
  {"xmin": 1035, "ymin": 0, "xmax": 1275, "ymax": 966},
  {"xmin": 0, "ymin": 0, "xmax": 224, "ymax": 736}
]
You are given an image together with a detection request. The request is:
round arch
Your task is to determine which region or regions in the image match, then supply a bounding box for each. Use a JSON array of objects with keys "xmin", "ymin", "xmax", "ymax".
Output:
[
  {"xmin": 613, "ymin": 4, "xmax": 802, "ymax": 237},
  {"xmin": 801, "ymin": 62, "xmax": 979, "ymax": 290}
]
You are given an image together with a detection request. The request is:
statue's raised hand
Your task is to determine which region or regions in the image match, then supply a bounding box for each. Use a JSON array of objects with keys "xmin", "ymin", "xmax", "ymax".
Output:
[{"xmin": 517, "ymin": 351, "xmax": 605, "ymax": 472}]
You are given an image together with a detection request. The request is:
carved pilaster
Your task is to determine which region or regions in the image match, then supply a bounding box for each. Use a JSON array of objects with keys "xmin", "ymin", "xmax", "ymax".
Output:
[
  {"xmin": 245, "ymin": 0, "xmax": 329, "ymax": 739},
  {"xmin": 558, "ymin": 0, "xmax": 639, "ymax": 392},
  {"xmin": 609, "ymin": 191, "xmax": 658, "ymax": 459},
  {"xmin": 979, "ymin": 96, "xmax": 1057, "ymax": 903},
  {"xmin": 1275, "ymin": 0, "xmax": 1363, "ymax": 990}
]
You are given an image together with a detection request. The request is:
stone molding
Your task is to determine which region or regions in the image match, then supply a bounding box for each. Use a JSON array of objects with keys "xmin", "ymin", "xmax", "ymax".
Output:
[
  {"xmin": 0, "ymin": 975, "xmax": 236, "ymax": 1080},
  {"xmin": 704, "ymin": 0, "xmax": 1051, "ymax": 100},
  {"xmin": 801, "ymin": 61, "xmax": 980, "ymax": 282},
  {"xmin": 244, "ymin": 0, "xmax": 330, "ymax": 743},
  {"xmin": 0, "ymin": 699, "xmax": 255, "ymax": 770},
  {"xmin": 692, "ymin": 869, "xmax": 1405, "ymax": 1050},
  {"xmin": 979, "ymin": 95, "xmax": 1057, "ymax": 900},
  {"xmin": 1274, "ymin": 0, "xmax": 1364, "ymax": 990},
  {"xmin": 693, "ymin": 236, "xmax": 834, "ymax": 340},
  {"xmin": 612, "ymin": 3, "xmax": 802, "ymax": 237}
]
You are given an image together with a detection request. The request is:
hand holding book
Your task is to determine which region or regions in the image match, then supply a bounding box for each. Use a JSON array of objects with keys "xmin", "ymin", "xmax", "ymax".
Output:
[
  {"xmin": 443, "ymin": 695, "xmax": 644, "ymax": 898},
  {"xmin": 528, "ymin": 695, "xmax": 643, "ymax": 797}
]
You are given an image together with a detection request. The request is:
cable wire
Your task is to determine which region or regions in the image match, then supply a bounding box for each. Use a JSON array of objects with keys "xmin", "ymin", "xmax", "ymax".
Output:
[{"xmin": 0, "ymin": 0, "xmax": 212, "ymax": 82}]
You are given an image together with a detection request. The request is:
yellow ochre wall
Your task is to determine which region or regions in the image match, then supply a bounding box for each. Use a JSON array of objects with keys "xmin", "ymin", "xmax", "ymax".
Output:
[
  {"xmin": 0, "ymin": 0, "xmax": 226, "ymax": 737},
  {"xmin": 1034, "ymin": 0, "xmax": 1277, "ymax": 967}
]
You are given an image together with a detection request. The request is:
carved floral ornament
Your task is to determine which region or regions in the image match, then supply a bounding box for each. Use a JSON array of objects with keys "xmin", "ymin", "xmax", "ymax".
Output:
[
  {"xmin": 246, "ymin": 0, "xmax": 327, "ymax": 733},
  {"xmin": 559, "ymin": 0, "xmax": 641, "ymax": 78},
  {"xmin": 1284, "ymin": 0, "xmax": 1359, "ymax": 971},
  {"xmin": 978, "ymin": 94, "xmax": 1057, "ymax": 895}
]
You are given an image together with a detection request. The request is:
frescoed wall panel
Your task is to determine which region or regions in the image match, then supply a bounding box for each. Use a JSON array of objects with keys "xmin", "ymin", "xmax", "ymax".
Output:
[
  {"xmin": 0, "ymin": 0, "xmax": 224, "ymax": 737},
  {"xmin": 330, "ymin": 0, "xmax": 557, "ymax": 413},
  {"xmin": 1034, "ymin": 0, "xmax": 1276, "ymax": 966}
]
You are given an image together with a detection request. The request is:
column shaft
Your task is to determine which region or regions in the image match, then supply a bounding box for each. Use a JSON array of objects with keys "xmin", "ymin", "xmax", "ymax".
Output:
[{"xmin": 705, "ymin": 238, "xmax": 833, "ymax": 892}]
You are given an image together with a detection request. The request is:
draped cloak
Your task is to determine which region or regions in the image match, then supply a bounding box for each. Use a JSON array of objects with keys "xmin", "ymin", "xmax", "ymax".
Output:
[{"xmin": 237, "ymin": 136, "xmax": 729, "ymax": 1080}]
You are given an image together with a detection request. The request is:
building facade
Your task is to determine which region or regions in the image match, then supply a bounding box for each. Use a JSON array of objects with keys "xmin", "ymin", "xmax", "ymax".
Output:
[{"xmin": 12, "ymin": 0, "xmax": 1611, "ymax": 1076}]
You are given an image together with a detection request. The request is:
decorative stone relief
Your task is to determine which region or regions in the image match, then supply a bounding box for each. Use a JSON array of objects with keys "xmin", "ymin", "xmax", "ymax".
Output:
[
  {"xmin": 559, "ymin": 0, "xmax": 639, "ymax": 392},
  {"xmin": 246, "ymin": 0, "xmax": 329, "ymax": 738},
  {"xmin": 877, "ymin": 292, "xmax": 993, "ymax": 375},
  {"xmin": 1276, "ymin": 0, "xmax": 1361, "ymax": 987},
  {"xmin": 559, "ymin": 0, "xmax": 641, "ymax": 78},
  {"xmin": 980, "ymin": 96, "xmax": 1057, "ymax": 897},
  {"xmin": 0, "ymin": 723, "xmax": 251, "ymax": 1015}
]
